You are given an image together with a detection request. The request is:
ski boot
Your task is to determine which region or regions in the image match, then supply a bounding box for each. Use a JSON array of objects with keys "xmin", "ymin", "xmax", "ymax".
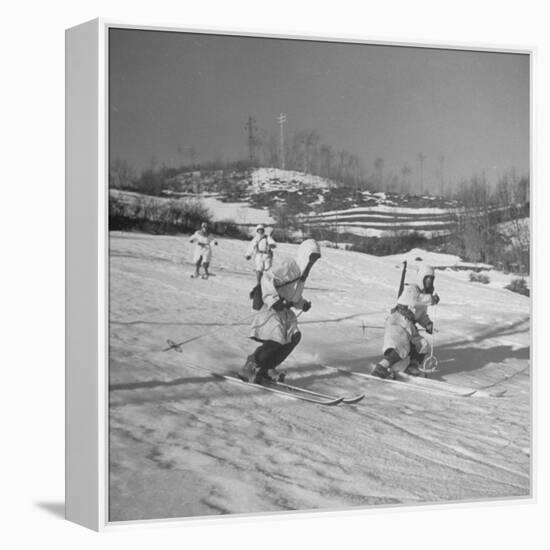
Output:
[
  {"xmin": 404, "ymin": 361, "xmax": 423, "ymax": 377},
  {"xmin": 266, "ymin": 368, "xmax": 286, "ymax": 383},
  {"xmin": 239, "ymin": 354, "xmax": 260, "ymax": 383},
  {"xmin": 405, "ymin": 351, "xmax": 427, "ymax": 376},
  {"xmin": 369, "ymin": 363, "xmax": 395, "ymax": 379}
]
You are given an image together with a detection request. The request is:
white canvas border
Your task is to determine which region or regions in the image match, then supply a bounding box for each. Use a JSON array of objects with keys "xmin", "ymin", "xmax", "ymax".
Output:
[{"xmin": 66, "ymin": 17, "xmax": 535, "ymax": 531}]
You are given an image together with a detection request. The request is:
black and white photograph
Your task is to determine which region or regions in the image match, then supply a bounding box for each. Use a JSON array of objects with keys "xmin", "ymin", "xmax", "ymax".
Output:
[{"xmin": 107, "ymin": 27, "xmax": 530, "ymax": 522}]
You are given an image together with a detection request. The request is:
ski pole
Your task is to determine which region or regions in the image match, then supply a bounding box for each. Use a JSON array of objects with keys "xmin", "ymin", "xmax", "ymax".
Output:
[
  {"xmin": 420, "ymin": 305, "xmax": 438, "ymax": 373},
  {"xmin": 164, "ymin": 311, "xmax": 257, "ymax": 352}
]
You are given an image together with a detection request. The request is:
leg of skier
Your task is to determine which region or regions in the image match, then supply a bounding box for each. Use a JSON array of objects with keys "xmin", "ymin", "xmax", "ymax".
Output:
[
  {"xmin": 192, "ymin": 257, "xmax": 202, "ymax": 278},
  {"xmin": 405, "ymin": 337, "xmax": 428, "ymax": 376},
  {"xmin": 371, "ymin": 313, "xmax": 411, "ymax": 378},
  {"xmin": 240, "ymin": 341, "xmax": 279, "ymax": 382},
  {"xmin": 254, "ymin": 252, "xmax": 267, "ymax": 285},
  {"xmin": 241, "ymin": 333, "xmax": 301, "ymax": 383},
  {"xmin": 370, "ymin": 348, "xmax": 401, "ymax": 379},
  {"xmin": 262, "ymin": 332, "xmax": 301, "ymax": 382}
]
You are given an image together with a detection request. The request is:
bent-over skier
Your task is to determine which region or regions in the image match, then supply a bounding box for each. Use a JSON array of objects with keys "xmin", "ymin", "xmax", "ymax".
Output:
[
  {"xmin": 246, "ymin": 224, "xmax": 276, "ymax": 285},
  {"xmin": 371, "ymin": 263, "xmax": 440, "ymax": 378},
  {"xmin": 240, "ymin": 239, "xmax": 321, "ymax": 384},
  {"xmin": 189, "ymin": 222, "xmax": 218, "ymax": 279}
]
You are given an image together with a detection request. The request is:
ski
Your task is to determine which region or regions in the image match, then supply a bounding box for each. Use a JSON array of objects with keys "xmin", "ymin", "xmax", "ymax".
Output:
[
  {"xmin": 215, "ymin": 372, "xmax": 344, "ymax": 406},
  {"xmin": 393, "ymin": 371, "xmax": 507, "ymax": 398},
  {"xmin": 322, "ymin": 365, "xmax": 506, "ymax": 398},
  {"xmin": 272, "ymin": 379, "xmax": 365, "ymax": 404}
]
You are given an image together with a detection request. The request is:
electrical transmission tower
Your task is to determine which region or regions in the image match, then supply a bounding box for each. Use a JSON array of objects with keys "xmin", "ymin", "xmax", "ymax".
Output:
[
  {"xmin": 277, "ymin": 113, "xmax": 287, "ymax": 170},
  {"xmin": 246, "ymin": 116, "xmax": 258, "ymax": 166}
]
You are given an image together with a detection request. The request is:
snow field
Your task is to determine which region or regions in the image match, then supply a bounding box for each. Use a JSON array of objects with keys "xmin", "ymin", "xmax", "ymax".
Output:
[{"xmin": 108, "ymin": 231, "xmax": 530, "ymax": 521}]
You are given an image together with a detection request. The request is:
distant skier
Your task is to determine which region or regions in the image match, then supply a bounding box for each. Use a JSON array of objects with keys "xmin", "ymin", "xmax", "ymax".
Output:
[
  {"xmin": 246, "ymin": 224, "xmax": 277, "ymax": 284},
  {"xmin": 371, "ymin": 263, "xmax": 440, "ymax": 378},
  {"xmin": 240, "ymin": 239, "xmax": 321, "ymax": 384},
  {"xmin": 189, "ymin": 222, "xmax": 218, "ymax": 279}
]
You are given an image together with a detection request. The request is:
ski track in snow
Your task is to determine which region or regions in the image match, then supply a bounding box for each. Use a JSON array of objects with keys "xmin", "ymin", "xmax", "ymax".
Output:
[{"xmin": 108, "ymin": 231, "xmax": 531, "ymax": 521}]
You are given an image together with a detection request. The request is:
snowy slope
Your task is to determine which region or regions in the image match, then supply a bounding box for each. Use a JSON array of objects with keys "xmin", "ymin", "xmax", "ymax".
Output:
[
  {"xmin": 108, "ymin": 231, "xmax": 530, "ymax": 521},
  {"xmin": 385, "ymin": 248, "xmax": 529, "ymax": 290}
]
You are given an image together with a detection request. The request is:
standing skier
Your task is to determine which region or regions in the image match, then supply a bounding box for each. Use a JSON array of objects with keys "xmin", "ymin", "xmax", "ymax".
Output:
[
  {"xmin": 371, "ymin": 263, "xmax": 440, "ymax": 378},
  {"xmin": 245, "ymin": 224, "xmax": 277, "ymax": 284},
  {"xmin": 240, "ymin": 239, "xmax": 321, "ymax": 384},
  {"xmin": 189, "ymin": 222, "xmax": 218, "ymax": 279}
]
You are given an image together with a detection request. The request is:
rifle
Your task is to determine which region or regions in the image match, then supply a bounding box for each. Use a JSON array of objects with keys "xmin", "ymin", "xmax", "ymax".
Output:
[{"xmin": 397, "ymin": 260, "xmax": 407, "ymax": 298}]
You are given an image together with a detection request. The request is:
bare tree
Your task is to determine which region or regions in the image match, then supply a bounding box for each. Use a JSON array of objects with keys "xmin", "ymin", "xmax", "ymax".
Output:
[
  {"xmin": 437, "ymin": 153, "xmax": 445, "ymax": 197},
  {"xmin": 109, "ymin": 159, "xmax": 136, "ymax": 189},
  {"xmin": 320, "ymin": 145, "xmax": 334, "ymax": 180},
  {"xmin": 304, "ymin": 130, "xmax": 320, "ymax": 174},
  {"xmin": 259, "ymin": 130, "xmax": 279, "ymax": 168},
  {"xmin": 400, "ymin": 164, "xmax": 412, "ymax": 193},
  {"xmin": 374, "ymin": 157, "xmax": 384, "ymax": 190},
  {"xmin": 496, "ymin": 172, "xmax": 530, "ymax": 271},
  {"xmin": 417, "ymin": 152, "xmax": 426, "ymax": 194},
  {"xmin": 246, "ymin": 116, "xmax": 260, "ymax": 166},
  {"xmin": 453, "ymin": 174, "xmax": 496, "ymax": 264}
]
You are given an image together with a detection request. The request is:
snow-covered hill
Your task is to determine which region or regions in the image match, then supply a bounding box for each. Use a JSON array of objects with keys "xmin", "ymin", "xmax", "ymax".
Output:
[
  {"xmin": 300, "ymin": 204, "xmax": 457, "ymax": 238},
  {"xmin": 113, "ymin": 168, "xmax": 526, "ymax": 244},
  {"xmin": 108, "ymin": 232, "xmax": 530, "ymax": 521},
  {"xmin": 250, "ymin": 167, "xmax": 336, "ymax": 192}
]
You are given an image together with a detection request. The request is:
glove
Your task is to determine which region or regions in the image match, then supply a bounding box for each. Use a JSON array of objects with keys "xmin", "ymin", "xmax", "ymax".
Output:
[
  {"xmin": 301, "ymin": 300, "xmax": 312, "ymax": 312},
  {"xmin": 432, "ymin": 293, "xmax": 440, "ymax": 305},
  {"xmin": 272, "ymin": 298, "xmax": 289, "ymax": 311},
  {"xmin": 425, "ymin": 322, "xmax": 434, "ymax": 335},
  {"xmin": 245, "ymin": 255, "xmax": 251, "ymax": 260}
]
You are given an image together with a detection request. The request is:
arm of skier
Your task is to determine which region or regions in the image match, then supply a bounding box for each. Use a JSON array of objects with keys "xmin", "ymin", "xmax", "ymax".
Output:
[
  {"xmin": 417, "ymin": 310, "xmax": 433, "ymax": 332},
  {"xmin": 292, "ymin": 296, "xmax": 311, "ymax": 311}
]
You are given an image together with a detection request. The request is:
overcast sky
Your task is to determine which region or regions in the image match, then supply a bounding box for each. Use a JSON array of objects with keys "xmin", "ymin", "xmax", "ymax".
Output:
[{"xmin": 109, "ymin": 28, "xmax": 529, "ymax": 189}]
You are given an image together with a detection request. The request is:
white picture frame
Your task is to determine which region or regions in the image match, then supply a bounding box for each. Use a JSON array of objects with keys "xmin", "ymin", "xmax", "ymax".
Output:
[{"xmin": 65, "ymin": 18, "xmax": 533, "ymax": 531}]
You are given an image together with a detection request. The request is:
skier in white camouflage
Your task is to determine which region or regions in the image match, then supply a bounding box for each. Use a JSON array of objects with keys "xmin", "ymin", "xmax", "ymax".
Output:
[
  {"xmin": 371, "ymin": 263, "xmax": 440, "ymax": 378},
  {"xmin": 245, "ymin": 224, "xmax": 276, "ymax": 285},
  {"xmin": 189, "ymin": 222, "xmax": 218, "ymax": 279},
  {"xmin": 240, "ymin": 239, "xmax": 321, "ymax": 384}
]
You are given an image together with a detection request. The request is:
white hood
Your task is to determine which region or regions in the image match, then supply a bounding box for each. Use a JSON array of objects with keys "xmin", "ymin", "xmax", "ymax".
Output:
[
  {"xmin": 296, "ymin": 239, "xmax": 321, "ymax": 275},
  {"xmin": 416, "ymin": 263, "xmax": 435, "ymax": 289}
]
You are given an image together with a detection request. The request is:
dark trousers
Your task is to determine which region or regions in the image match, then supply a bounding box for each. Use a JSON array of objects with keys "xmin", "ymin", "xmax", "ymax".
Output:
[{"xmin": 254, "ymin": 332, "xmax": 302, "ymax": 375}]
